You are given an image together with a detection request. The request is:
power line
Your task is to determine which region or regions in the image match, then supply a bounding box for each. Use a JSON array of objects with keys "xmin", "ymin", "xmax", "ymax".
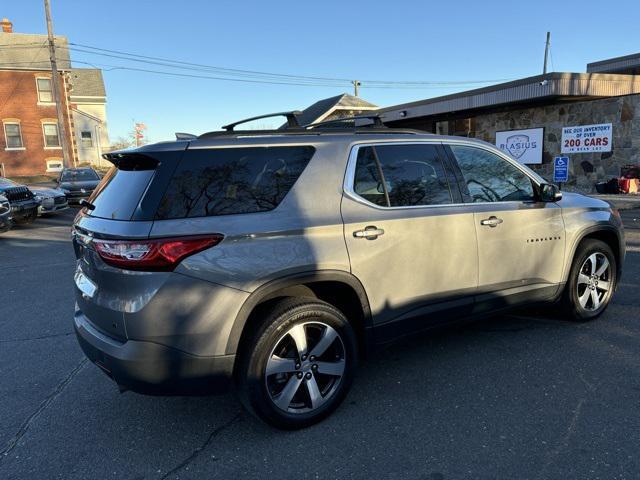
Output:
[
  {"xmin": 66, "ymin": 59, "xmax": 356, "ymax": 87},
  {"xmin": 67, "ymin": 57, "xmax": 510, "ymax": 90},
  {"xmin": 69, "ymin": 42, "xmax": 352, "ymax": 83},
  {"xmin": 0, "ymin": 39, "xmax": 514, "ymax": 89},
  {"xmin": 67, "ymin": 47, "xmax": 346, "ymax": 85},
  {"xmin": 67, "ymin": 41, "xmax": 513, "ymax": 88}
]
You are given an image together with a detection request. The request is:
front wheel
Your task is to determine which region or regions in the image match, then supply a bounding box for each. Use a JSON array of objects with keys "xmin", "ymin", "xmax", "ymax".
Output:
[
  {"xmin": 237, "ymin": 297, "xmax": 357, "ymax": 429},
  {"xmin": 562, "ymin": 239, "xmax": 617, "ymax": 321},
  {"xmin": 13, "ymin": 210, "xmax": 37, "ymax": 224}
]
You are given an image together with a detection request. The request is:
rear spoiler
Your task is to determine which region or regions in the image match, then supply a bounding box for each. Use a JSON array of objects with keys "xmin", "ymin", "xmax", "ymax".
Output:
[{"xmin": 102, "ymin": 152, "xmax": 159, "ymax": 170}]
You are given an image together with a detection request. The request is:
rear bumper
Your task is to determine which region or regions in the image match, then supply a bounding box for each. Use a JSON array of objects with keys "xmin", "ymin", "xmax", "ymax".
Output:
[{"xmin": 74, "ymin": 308, "xmax": 235, "ymax": 395}]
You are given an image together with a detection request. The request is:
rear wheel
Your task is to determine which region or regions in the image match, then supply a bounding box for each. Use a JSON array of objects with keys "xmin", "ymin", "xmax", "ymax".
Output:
[
  {"xmin": 13, "ymin": 209, "xmax": 37, "ymax": 225},
  {"xmin": 562, "ymin": 239, "xmax": 616, "ymax": 321},
  {"xmin": 237, "ymin": 297, "xmax": 357, "ymax": 429}
]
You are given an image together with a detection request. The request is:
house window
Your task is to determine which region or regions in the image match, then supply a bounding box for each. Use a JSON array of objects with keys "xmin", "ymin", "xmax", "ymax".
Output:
[
  {"xmin": 42, "ymin": 123, "xmax": 61, "ymax": 147},
  {"xmin": 37, "ymin": 78, "xmax": 53, "ymax": 103},
  {"xmin": 80, "ymin": 131, "xmax": 93, "ymax": 147},
  {"xmin": 4, "ymin": 122, "xmax": 24, "ymax": 149}
]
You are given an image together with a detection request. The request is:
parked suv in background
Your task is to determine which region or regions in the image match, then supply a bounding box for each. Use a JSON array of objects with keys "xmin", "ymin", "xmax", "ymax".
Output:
[
  {"xmin": 0, "ymin": 178, "xmax": 39, "ymax": 224},
  {"xmin": 58, "ymin": 167, "xmax": 101, "ymax": 204},
  {"xmin": 72, "ymin": 113, "xmax": 625, "ymax": 429}
]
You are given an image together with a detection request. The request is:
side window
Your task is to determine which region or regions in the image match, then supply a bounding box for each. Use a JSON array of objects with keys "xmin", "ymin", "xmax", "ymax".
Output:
[
  {"xmin": 353, "ymin": 147, "xmax": 387, "ymax": 206},
  {"xmin": 352, "ymin": 144, "xmax": 453, "ymax": 207},
  {"xmin": 449, "ymin": 145, "xmax": 535, "ymax": 203},
  {"xmin": 156, "ymin": 146, "xmax": 314, "ymax": 219}
]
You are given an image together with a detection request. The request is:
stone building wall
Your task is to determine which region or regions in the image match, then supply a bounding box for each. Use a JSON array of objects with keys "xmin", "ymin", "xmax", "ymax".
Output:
[{"xmin": 473, "ymin": 94, "xmax": 640, "ymax": 192}]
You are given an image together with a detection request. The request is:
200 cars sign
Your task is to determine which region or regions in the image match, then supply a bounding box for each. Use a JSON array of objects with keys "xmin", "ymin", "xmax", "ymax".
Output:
[{"xmin": 561, "ymin": 123, "xmax": 612, "ymax": 153}]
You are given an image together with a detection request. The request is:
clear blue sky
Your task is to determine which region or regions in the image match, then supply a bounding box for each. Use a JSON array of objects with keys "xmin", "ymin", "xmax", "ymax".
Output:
[{"xmin": 5, "ymin": 0, "xmax": 640, "ymax": 143}]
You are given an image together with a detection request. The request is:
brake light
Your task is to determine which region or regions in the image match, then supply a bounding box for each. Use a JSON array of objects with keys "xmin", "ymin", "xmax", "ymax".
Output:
[{"xmin": 93, "ymin": 235, "xmax": 223, "ymax": 271}]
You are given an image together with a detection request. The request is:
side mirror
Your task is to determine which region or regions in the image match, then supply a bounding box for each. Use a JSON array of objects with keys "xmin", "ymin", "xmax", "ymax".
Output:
[{"xmin": 540, "ymin": 183, "xmax": 562, "ymax": 202}]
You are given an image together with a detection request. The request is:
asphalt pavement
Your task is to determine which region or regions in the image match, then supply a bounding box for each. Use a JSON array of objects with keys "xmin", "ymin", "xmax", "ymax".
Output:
[{"xmin": 1, "ymin": 207, "xmax": 639, "ymax": 480}]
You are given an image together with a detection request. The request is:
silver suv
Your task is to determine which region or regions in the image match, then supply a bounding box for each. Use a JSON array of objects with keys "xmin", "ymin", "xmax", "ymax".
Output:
[{"xmin": 72, "ymin": 114, "xmax": 625, "ymax": 429}]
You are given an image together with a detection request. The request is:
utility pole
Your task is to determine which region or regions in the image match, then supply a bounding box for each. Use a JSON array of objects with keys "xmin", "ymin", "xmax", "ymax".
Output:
[
  {"xmin": 543, "ymin": 31, "xmax": 551, "ymax": 75},
  {"xmin": 352, "ymin": 80, "xmax": 361, "ymax": 97},
  {"xmin": 44, "ymin": 0, "xmax": 71, "ymax": 169}
]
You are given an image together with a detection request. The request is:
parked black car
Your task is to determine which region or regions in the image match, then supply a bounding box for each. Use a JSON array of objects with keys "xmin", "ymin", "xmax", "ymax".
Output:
[
  {"xmin": 0, "ymin": 194, "xmax": 11, "ymax": 233},
  {"xmin": 57, "ymin": 168, "xmax": 101, "ymax": 205},
  {"xmin": 0, "ymin": 178, "xmax": 40, "ymax": 224}
]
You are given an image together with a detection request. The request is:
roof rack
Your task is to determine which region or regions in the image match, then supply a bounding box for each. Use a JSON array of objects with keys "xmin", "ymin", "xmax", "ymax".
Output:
[
  {"xmin": 196, "ymin": 111, "xmax": 425, "ymax": 139},
  {"xmin": 197, "ymin": 128, "xmax": 424, "ymax": 139},
  {"xmin": 221, "ymin": 111, "xmax": 302, "ymax": 131},
  {"xmin": 303, "ymin": 113, "xmax": 386, "ymax": 129}
]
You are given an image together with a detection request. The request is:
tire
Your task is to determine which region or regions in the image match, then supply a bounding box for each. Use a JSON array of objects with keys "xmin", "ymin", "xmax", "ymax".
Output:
[
  {"xmin": 562, "ymin": 239, "xmax": 617, "ymax": 321},
  {"xmin": 13, "ymin": 210, "xmax": 37, "ymax": 225},
  {"xmin": 237, "ymin": 297, "xmax": 357, "ymax": 429}
]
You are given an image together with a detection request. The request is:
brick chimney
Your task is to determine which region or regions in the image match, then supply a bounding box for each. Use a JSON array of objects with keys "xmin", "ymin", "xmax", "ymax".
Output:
[{"xmin": 0, "ymin": 18, "xmax": 12, "ymax": 33}]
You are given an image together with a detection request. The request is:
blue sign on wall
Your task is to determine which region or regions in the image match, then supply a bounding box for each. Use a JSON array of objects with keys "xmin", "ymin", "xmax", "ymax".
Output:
[{"xmin": 553, "ymin": 156, "xmax": 569, "ymax": 183}]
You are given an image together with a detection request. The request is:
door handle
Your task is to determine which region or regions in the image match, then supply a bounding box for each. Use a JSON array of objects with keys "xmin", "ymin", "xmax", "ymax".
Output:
[
  {"xmin": 480, "ymin": 216, "xmax": 503, "ymax": 227},
  {"xmin": 353, "ymin": 226, "xmax": 385, "ymax": 240}
]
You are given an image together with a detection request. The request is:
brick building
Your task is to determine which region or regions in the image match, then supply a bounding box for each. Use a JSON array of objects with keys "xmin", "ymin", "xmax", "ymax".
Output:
[{"xmin": 0, "ymin": 18, "xmax": 108, "ymax": 177}]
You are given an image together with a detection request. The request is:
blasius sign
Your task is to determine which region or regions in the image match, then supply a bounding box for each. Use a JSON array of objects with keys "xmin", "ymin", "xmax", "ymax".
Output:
[
  {"xmin": 495, "ymin": 128, "xmax": 544, "ymax": 164},
  {"xmin": 561, "ymin": 123, "xmax": 612, "ymax": 153}
]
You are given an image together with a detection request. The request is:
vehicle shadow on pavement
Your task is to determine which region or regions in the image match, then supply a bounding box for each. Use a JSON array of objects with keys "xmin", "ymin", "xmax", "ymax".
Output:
[{"xmin": 3, "ymin": 293, "xmax": 639, "ymax": 479}]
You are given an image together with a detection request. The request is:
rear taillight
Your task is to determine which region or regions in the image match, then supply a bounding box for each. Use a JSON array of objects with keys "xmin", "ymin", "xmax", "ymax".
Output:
[{"xmin": 93, "ymin": 235, "xmax": 223, "ymax": 271}]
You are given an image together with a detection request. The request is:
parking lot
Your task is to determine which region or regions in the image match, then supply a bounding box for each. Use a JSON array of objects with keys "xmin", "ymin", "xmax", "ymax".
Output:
[{"xmin": 1, "ymin": 207, "xmax": 639, "ymax": 480}]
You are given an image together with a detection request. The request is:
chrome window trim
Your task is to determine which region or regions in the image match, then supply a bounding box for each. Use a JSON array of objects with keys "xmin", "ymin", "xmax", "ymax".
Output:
[{"xmin": 342, "ymin": 139, "xmax": 544, "ymax": 211}]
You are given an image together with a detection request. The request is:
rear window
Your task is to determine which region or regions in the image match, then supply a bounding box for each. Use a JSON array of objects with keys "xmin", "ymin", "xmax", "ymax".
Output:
[
  {"xmin": 88, "ymin": 154, "xmax": 161, "ymax": 220},
  {"xmin": 61, "ymin": 169, "xmax": 99, "ymax": 181},
  {"xmin": 89, "ymin": 169, "xmax": 155, "ymax": 220},
  {"xmin": 155, "ymin": 146, "xmax": 314, "ymax": 219}
]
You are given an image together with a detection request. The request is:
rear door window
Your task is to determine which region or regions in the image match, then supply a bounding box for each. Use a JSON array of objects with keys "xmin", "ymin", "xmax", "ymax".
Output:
[
  {"xmin": 155, "ymin": 146, "xmax": 314, "ymax": 219},
  {"xmin": 352, "ymin": 144, "xmax": 453, "ymax": 207}
]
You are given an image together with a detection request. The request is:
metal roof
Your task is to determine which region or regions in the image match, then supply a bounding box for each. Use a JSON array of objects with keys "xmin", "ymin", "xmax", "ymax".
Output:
[
  {"xmin": 0, "ymin": 31, "xmax": 70, "ymax": 70},
  {"xmin": 587, "ymin": 53, "xmax": 640, "ymax": 74},
  {"xmin": 294, "ymin": 93, "xmax": 378, "ymax": 126},
  {"xmin": 69, "ymin": 69, "xmax": 106, "ymax": 98},
  {"xmin": 379, "ymin": 72, "xmax": 640, "ymax": 122}
]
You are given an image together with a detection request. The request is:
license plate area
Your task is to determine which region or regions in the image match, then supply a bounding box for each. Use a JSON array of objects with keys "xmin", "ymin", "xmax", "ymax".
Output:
[{"xmin": 74, "ymin": 267, "xmax": 97, "ymax": 299}]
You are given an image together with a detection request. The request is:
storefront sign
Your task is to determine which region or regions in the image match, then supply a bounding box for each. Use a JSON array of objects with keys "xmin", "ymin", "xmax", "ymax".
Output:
[
  {"xmin": 561, "ymin": 123, "xmax": 612, "ymax": 153},
  {"xmin": 496, "ymin": 128, "xmax": 543, "ymax": 164}
]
